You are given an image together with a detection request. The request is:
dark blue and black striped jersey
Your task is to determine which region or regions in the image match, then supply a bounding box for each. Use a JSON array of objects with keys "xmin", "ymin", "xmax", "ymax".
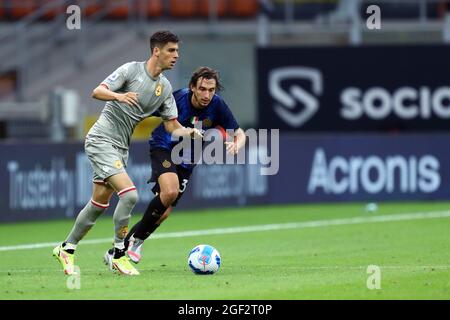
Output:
[{"xmin": 149, "ymin": 88, "xmax": 240, "ymax": 170}]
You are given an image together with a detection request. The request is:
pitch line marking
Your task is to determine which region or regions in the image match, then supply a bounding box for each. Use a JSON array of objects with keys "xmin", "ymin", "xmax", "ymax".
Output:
[
  {"xmin": 1, "ymin": 210, "xmax": 450, "ymax": 252},
  {"xmin": 1, "ymin": 265, "xmax": 450, "ymax": 273}
]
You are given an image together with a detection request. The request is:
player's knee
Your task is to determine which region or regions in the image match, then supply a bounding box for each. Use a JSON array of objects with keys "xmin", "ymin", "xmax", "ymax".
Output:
[
  {"xmin": 127, "ymin": 190, "xmax": 139, "ymax": 206},
  {"xmin": 160, "ymin": 187, "xmax": 179, "ymax": 205},
  {"xmin": 119, "ymin": 189, "xmax": 139, "ymax": 207}
]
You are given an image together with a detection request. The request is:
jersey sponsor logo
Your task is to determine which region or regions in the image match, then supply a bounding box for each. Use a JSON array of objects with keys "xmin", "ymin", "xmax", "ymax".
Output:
[
  {"xmin": 268, "ymin": 67, "xmax": 322, "ymax": 128},
  {"xmin": 202, "ymin": 118, "xmax": 212, "ymax": 128},
  {"xmin": 155, "ymin": 83, "xmax": 163, "ymax": 96},
  {"xmin": 114, "ymin": 160, "xmax": 123, "ymax": 169},
  {"xmin": 162, "ymin": 160, "xmax": 171, "ymax": 168}
]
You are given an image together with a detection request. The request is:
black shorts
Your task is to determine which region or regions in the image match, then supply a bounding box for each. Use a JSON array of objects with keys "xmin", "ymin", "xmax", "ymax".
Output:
[{"xmin": 149, "ymin": 148, "xmax": 193, "ymax": 206}]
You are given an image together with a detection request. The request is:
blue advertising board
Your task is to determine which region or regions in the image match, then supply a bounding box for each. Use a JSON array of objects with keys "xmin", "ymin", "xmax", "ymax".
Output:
[
  {"xmin": 257, "ymin": 45, "xmax": 450, "ymax": 132},
  {"xmin": 0, "ymin": 141, "xmax": 268, "ymax": 222},
  {"xmin": 0, "ymin": 134, "xmax": 449, "ymax": 222},
  {"xmin": 269, "ymin": 133, "xmax": 449, "ymax": 203}
]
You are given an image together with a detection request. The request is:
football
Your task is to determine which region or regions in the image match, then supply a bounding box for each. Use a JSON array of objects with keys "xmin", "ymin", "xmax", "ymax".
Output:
[{"xmin": 188, "ymin": 244, "xmax": 221, "ymax": 274}]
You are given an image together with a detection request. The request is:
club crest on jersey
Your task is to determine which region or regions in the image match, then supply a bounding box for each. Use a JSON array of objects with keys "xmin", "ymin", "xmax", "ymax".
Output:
[
  {"xmin": 202, "ymin": 118, "xmax": 212, "ymax": 128},
  {"xmin": 155, "ymin": 83, "xmax": 163, "ymax": 96},
  {"xmin": 114, "ymin": 160, "xmax": 123, "ymax": 169},
  {"xmin": 162, "ymin": 160, "xmax": 171, "ymax": 168}
]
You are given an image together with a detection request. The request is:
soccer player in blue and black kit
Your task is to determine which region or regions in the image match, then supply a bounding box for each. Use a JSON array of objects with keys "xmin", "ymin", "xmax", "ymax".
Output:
[{"xmin": 122, "ymin": 67, "xmax": 246, "ymax": 263}]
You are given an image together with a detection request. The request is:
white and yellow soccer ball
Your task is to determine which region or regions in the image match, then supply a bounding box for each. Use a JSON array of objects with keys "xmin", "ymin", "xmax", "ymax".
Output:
[{"xmin": 188, "ymin": 244, "xmax": 221, "ymax": 275}]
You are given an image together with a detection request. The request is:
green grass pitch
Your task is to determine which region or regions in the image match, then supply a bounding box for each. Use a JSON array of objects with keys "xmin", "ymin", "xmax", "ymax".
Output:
[{"xmin": 0, "ymin": 202, "xmax": 449, "ymax": 300}]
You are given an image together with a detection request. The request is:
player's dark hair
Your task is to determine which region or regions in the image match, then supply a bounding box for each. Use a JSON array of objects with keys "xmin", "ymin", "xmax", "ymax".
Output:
[
  {"xmin": 150, "ymin": 30, "xmax": 179, "ymax": 53},
  {"xmin": 189, "ymin": 67, "xmax": 223, "ymax": 91}
]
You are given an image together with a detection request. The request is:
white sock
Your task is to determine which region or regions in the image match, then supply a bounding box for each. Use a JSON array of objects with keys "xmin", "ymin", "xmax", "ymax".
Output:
[
  {"xmin": 63, "ymin": 242, "xmax": 77, "ymax": 251},
  {"xmin": 114, "ymin": 242, "xmax": 125, "ymax": 250}
]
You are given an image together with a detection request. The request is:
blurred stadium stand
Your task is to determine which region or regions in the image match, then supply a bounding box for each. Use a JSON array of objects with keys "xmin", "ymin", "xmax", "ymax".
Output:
[{"xmin": 1, "ymin": 0, "xmax": 450, "ymax": 141}]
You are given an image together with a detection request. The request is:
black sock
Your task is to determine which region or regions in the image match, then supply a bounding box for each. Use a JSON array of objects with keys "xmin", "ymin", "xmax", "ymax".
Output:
[
  {"xmin": 124, "ymin": 222, "xmax": 160, "ymax": 250},
  {"xmin": 124, "ymin": 222, "xmax": 140, "ymax": 249},
  {"xmin": 146, "ymin": 223, "xmax": 160, "ymax": 238},
  {"xmin": 132, "ymin": 195, "xmax": 167, "ymax": 241},
  {"xmin": 113, "ymin": 247, "xmax": 126, "ymax": 259}
]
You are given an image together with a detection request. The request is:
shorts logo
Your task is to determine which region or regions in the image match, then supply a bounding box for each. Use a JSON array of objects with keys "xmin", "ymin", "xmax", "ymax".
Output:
[
  {"xmin": 114, "ymin": 160, "xmax": 123, "ymax": 169},
  {"xmin": 202, "ymin": 118, "xmax": 212, "ymax": 128},
  {"xmin": 162, "ymin": 160, "xmax": 171, "ymax": 168},
  {"xmin": 155, "ymin": 83, "xmax": 163, "ymax": 97}
]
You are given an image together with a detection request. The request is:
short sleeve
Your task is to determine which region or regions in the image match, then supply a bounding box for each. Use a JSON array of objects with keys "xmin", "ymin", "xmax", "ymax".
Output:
[
  {"xmin": 159, "ymin": 93, "xmax": 178, "ymax": 121},
  {"xmin": 101, "ymin": 62, "xmax": 132, "ymax": 92},
  {"xmin": 217, "ymin": 98, "xmax": 239, "ymax": 130}
]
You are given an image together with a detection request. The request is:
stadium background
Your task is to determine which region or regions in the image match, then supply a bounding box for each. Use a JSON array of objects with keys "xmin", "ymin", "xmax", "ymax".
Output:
[
  {"xmin": 2, "ymin": 0, "xmax": 450, "ymax": 221},
  {"xmin": 1, "ymin": 0, "xmax": 450, "ymax": 300}
]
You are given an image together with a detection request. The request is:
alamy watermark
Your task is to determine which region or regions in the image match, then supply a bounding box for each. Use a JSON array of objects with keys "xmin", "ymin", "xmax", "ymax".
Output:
[
  {"xmin": 66, "ymin": 4, "xmax": 381, "ymax": 32},
  {"xmin": 366, "ymin": 265, "xmax": 381, "ymax": 290},
  {"xmin": 366, "ymin": 5, "xmax": 381, "ymax": 30},
  {"xmin": 66, "ymin": 265, "xmax": 81, "ymax": 290},
  {"xmin": 171, "ymin": 126, "xmax": 279, "ymax": 176},
  {"xmin": 66, "ymin": 5, "xmax": 81, "ymax": 30}
]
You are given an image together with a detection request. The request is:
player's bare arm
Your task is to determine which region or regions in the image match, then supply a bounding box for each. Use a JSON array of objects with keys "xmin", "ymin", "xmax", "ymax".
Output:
[
  {"xmin": 225, "ymin": 128, "xmax": 246, "ymax": 155},
  {"xmin": 92, "ymin": 84, "xmax": 140, "ymax": 107},
  {"xmin": 163, "ymin": 118, "xmax": 203, "ymax": 139}
]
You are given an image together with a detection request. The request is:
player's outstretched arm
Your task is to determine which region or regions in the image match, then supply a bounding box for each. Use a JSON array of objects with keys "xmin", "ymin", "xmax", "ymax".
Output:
[
  {"xmin": 163, "ymin": 119, "xmax": 203, "ymax": 139},
  {"xmin": 91, "ymin": 85, "xmax": 139, "ymax": 107}
]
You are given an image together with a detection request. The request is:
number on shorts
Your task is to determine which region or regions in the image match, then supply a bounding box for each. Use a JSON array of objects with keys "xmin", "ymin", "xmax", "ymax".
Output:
[{"xmin": 179, "ymin": 179, "xmax": 189, "ymax": 193}]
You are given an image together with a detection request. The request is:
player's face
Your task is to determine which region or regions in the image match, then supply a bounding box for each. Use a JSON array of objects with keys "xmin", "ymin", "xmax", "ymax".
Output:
[
  {"xmin": 157, "ymin": 42, "xmax": 179, "ymax": 70},
  {"xmin": 191, "ymin": 78, "xmax": 216, "ymax": 108}
]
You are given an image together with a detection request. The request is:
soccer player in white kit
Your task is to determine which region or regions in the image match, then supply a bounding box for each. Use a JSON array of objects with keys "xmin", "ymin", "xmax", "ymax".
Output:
[{"xmin": 53, "ymin": 31, "xmax": 202, "ymax": 276}]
